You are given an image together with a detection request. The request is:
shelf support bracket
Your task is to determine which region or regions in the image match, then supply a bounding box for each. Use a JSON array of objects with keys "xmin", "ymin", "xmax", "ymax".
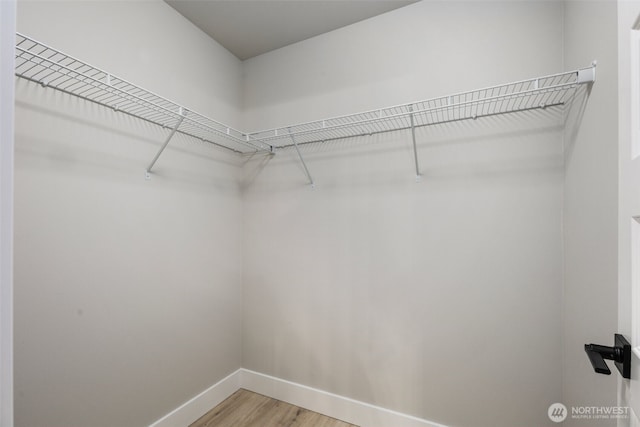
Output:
[
  {"xmin": 145, "ymin": 108, "xmax": 186, "ymax": 178},
  {"xmin": 409, "ymin": 105, "xmax": 421, "ymax": 181},
  {"xmin": 578, "ymin": 61, "xmax": 597, "ymax": 84},
  {"xmin": 288, "ymin": 129, "xmax": 315, "ymax": 187}
]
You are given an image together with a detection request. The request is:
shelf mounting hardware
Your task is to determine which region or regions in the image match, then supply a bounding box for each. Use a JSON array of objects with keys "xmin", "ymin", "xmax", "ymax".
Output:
[
  {"xmin": 578, "ymin": 61, "xmax": 597, "ymax": 84},
  {"xmin": 145, "ymin": 107, "xmax": 186, "ymax": 179},
  {"xmin": 288, "ymin": 128, "xmax": 314, "ymax": 187},
  {"xmin": 409, "ymin": 104, "xmax": 421, "ymax": 181}
]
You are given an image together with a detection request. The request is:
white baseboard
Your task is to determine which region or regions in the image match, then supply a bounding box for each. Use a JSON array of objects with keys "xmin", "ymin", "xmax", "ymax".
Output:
[
  {"xmin": 240, "ymin": 369, "xmax": 447, "ymax": 427},
  {"xmin": 148, "ymin": 368, "xmax": 447, "ymax": 427},
  {"xmin": 148, "ymin": 369, "xmax": 241, "ymax": 427}
]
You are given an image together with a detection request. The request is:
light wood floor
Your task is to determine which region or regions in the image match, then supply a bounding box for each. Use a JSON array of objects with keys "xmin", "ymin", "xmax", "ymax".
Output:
[{"xmin": 189, "ymin": 389, "xmax": 359, "ymax": 427}]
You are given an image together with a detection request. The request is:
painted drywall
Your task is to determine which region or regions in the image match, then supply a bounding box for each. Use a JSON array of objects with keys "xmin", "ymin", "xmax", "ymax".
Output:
[
  {"xmin": 562, "ymin": 2, "xmax": 619, "ymax": 425},
  {"xmin": 14, "ymin": 2, "xmax": 244, "ymax": 427},
  {"xmin": 0, "ymin": 2, "xmax": 16, "ymax": 427},
  {"xmin": 242, "ymin": 2, "xmax": 565, "ymax": 426},
  {"xmin": 12, "ymin": 1, "xmax": 623, "ymax": 427},
  {"xmin": 242, "ymin": 1, "xmax": 564, "ymax": 132}
]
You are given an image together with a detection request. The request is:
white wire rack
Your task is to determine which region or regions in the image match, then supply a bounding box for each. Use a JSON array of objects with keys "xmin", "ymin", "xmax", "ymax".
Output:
[
  {"xmin": 14, "ymin": 32, "xmax": 595, "ymax": 182},
  {"xmin": 249, "ymin": 67, "xmax": 595, "ymax": 149},
  {"xmin": 14, "ymin": 33, "xmax": 271, "ymax": 161}
]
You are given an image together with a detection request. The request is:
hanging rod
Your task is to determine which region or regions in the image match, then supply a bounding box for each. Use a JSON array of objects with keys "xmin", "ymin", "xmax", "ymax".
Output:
[{"xmin": 14, "ymin": 32, "xmax": 595, "ymax": 179}]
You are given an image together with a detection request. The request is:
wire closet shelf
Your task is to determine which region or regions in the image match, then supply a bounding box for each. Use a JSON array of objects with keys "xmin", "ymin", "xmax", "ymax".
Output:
[
  {"xmin": 14, "ymin": 33, "xmax": 268, "ymax": 155},
  {"xmin": 14, "ymin": 32, "xmax": 596, "ymax": 176}
]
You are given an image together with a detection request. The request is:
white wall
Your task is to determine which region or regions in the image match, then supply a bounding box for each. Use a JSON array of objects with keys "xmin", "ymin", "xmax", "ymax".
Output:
[
  {"xmin": 242, "ymin": 2, "xmax": 565, "ymax": 426},
  {"xmin": 562, "ymin": 2, "xmax": 619, "ymax": 425},
  {"xmin": 14, "ymin": 2, "xmax": 244, "ymax": 426},
  {"xmin": 242, "ymin": 1, "xmax": 564, "ymax": 131},
  {"xmin": 0, "ymin": 2, "xmax": 15, "ymax": 427},
  {"xmin": 12, "ymin": 2, "xmax": 624, "ymax": 427}
]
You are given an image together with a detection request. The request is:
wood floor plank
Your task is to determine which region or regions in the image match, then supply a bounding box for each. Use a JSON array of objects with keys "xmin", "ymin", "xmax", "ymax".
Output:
[{"xmin": 189, "ymin": 389, "xmax": 358, "ymax": 427}]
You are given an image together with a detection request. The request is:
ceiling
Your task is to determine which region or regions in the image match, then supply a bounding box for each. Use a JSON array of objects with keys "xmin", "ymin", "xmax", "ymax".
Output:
[{"xmin": 165, "ymin": 0, "xmax": 419, "ymax": 60}]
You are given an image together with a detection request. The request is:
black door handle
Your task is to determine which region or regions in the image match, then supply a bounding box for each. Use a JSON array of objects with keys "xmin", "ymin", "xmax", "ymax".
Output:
[
  {"xmin": 584, "ymin": 344, "xmax": 619, "ymax": 374},
  {"xmin": 584, "ymin": 334, "xmax": 631, "ymax": 379}
]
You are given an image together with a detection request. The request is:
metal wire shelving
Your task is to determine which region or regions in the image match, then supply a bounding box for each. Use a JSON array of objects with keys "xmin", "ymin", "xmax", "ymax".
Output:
[
  {"xmin": 14, "ymin": 32, "xmax": 271, "ymax": 176},
  {"xmin": 14, "ymin": 32, "xmax": 596, "ymax": 183}
]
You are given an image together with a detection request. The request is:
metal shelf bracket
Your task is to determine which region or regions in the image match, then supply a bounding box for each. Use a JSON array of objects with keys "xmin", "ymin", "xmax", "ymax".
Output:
[
  {"xmin": 409, "ymin": 104, "xmax": 421, "ymax": 180},
  {"xmin": 288, "ymin": 128, "xmax": 314, "ymax": 187},
  {"xmin": 578, "ymin": 61, "xmax": 597, "ymax": 84},
  {"xmin": 145, "ymin": 107, "xmax": 186, "ymax": 178}
]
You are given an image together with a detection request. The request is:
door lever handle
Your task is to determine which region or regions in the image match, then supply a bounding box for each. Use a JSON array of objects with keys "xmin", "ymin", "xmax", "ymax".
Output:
[
  {"xmin": 584, "ymin": 344, "xmax": 618, "ymax": 374},
  {"xmin": 584, "ymin": 334, "xmax": 631, "ymax": 379}
]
